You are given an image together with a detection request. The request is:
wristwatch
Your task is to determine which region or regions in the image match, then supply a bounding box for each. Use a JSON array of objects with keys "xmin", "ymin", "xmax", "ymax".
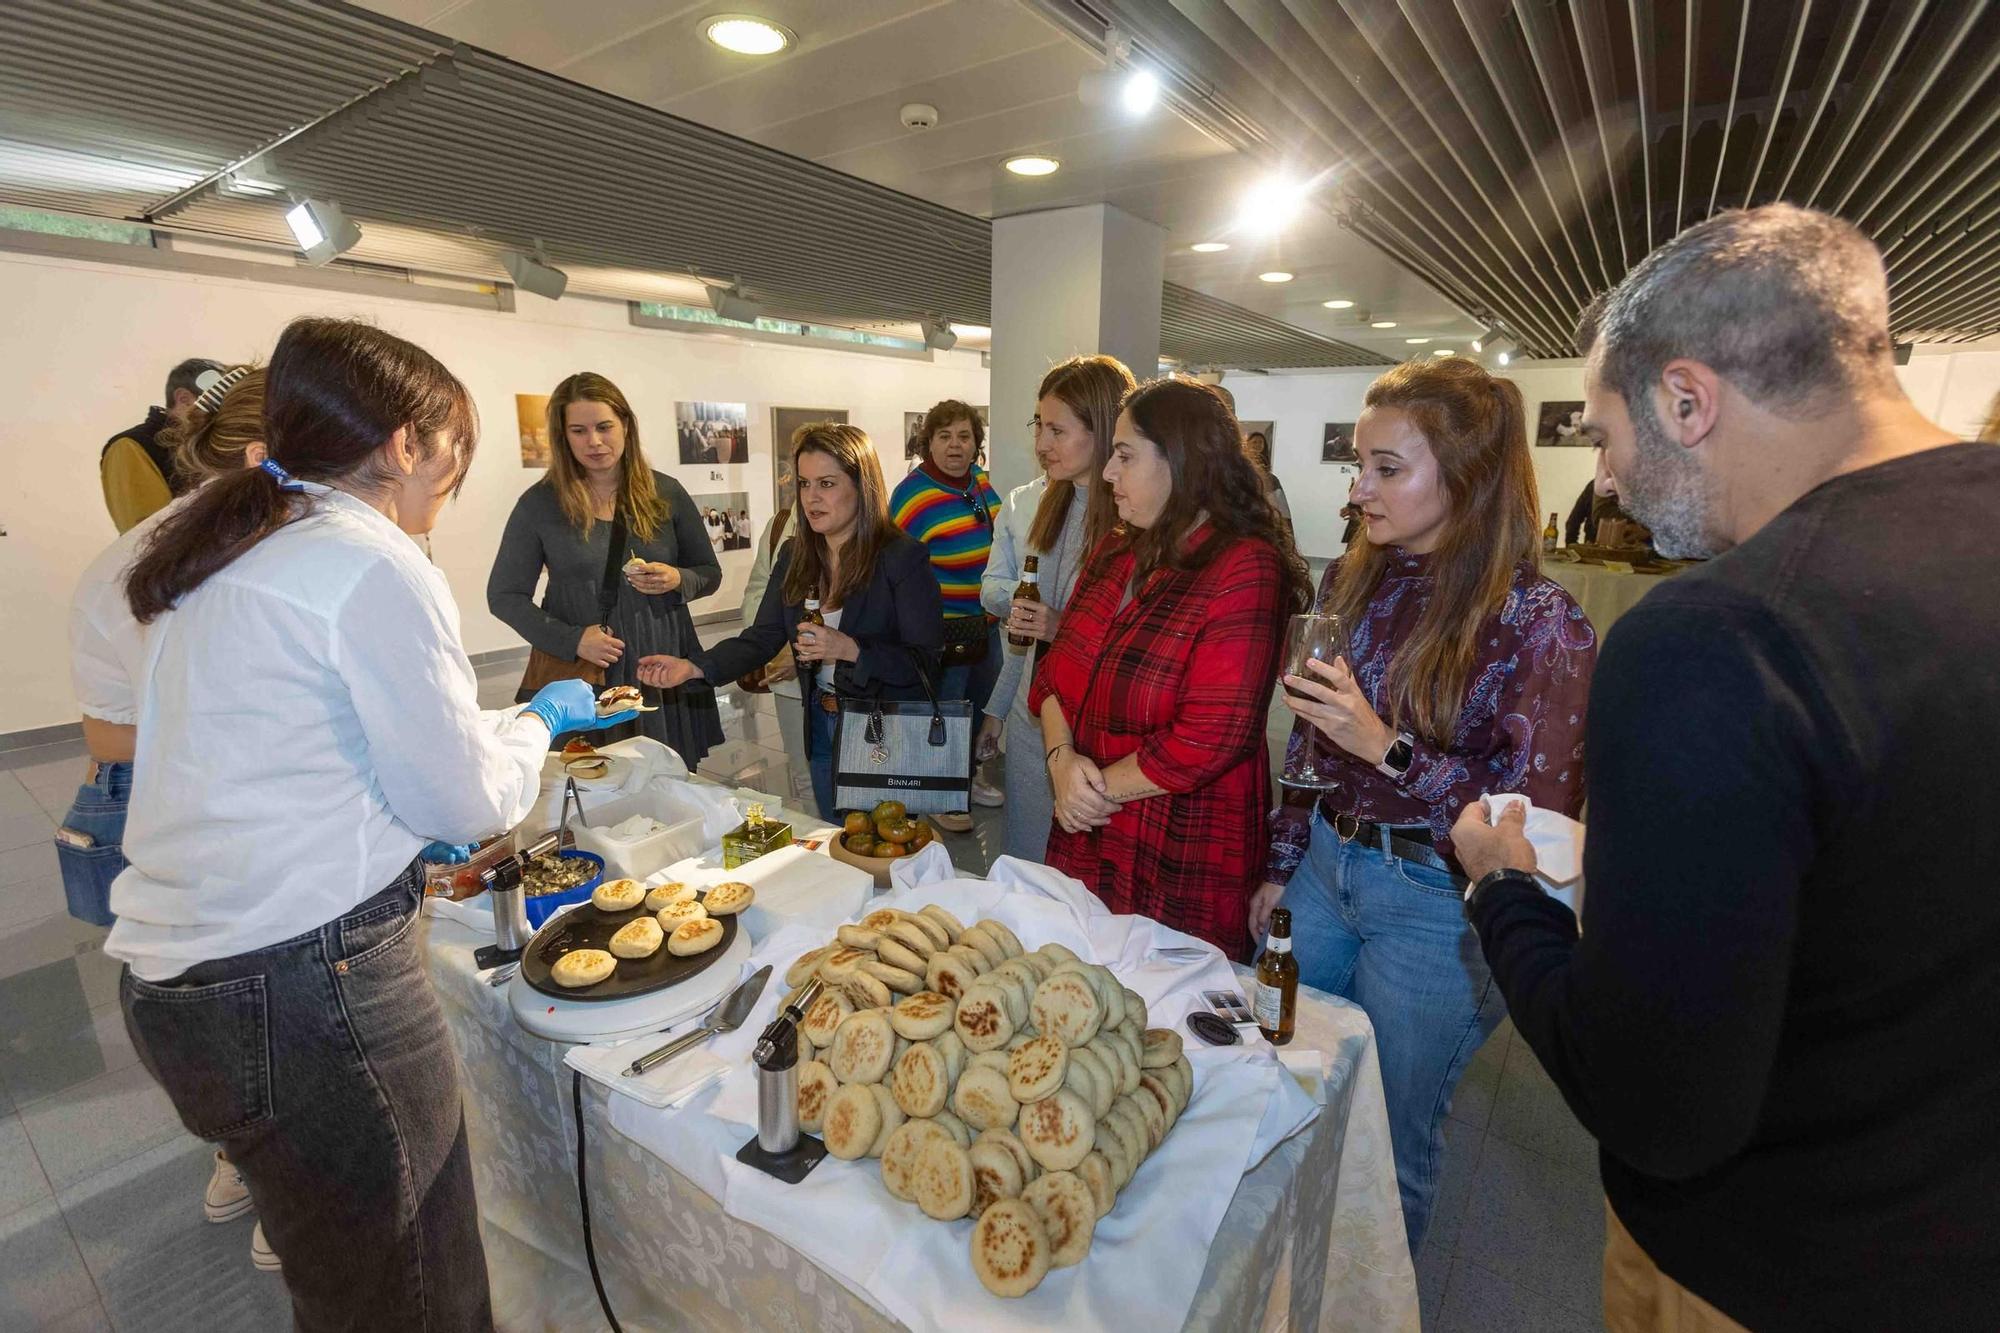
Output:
[
  {"xmin": 1375, "ymin": 730, "xmax": 1415, "ymax": 779},
  {"xmin": 1463, "ymin": 867, "xmax": 1538, "ymax": 919}
]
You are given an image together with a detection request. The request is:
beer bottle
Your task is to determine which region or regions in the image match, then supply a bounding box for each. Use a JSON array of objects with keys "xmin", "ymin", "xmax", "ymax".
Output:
[
  {"xmin": 1542, "ymin": 512, "xmax": 1559, "ymax": 553},
  {"xmin": 1253, "ymin": 908, "xmax": 1298, "ymax": 1045},
  {"xmin": 802, "ymin": 597, "xmax": 825, "ymax": 627},
  {"xmin": 1007, "ymin": 556, "xmax": 1041, "ymax": 651}
]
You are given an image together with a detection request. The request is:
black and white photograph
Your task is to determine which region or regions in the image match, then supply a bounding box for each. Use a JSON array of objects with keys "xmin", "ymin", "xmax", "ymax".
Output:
[
  {"xmin": 691, "ymin": 490, "xmax": 753, "ymax": 552},
  {"xmin": 1321, "ymin": 422, "xmax": 1358, "ymax": 463},
  {"xmin": 675, "ymin": 400, "xmax": 748, "ymax": 464},
  {"xmin": 772, "ymin": 406, "xmax": 846, "ymax": 519},
  {"xmin": 1535, "ymin": 400, "xmax": 1589, "ymax": 447}
]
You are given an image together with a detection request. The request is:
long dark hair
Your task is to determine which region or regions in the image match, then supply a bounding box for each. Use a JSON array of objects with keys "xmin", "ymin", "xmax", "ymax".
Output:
[
  {"xmin": 778, "ymin": 423, "xmax": 897, "ymax": 609},
  {"xmin": 1027, "ymin": 354, "xmax": 1131, "ymax": 554},
  {"xmin": 1111, "ymin": 377, "xmax": 1310, "ymax": 613},
  {"xmin": 544, "ymin": 371, "xmax": 669, "ymax": 540},
  {"xmin": 127, "ymin": 317, "xmax": 477, "ymax": 623},
  {"xmin": 1325, "ymin": 357, "xmax": 1538, "ymax": 744}
]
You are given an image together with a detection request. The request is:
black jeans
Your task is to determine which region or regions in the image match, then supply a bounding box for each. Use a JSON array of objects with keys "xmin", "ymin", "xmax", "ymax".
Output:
[{"xmin": 120, "ymin": 866, "xmax": 492, "ymax": 1332}]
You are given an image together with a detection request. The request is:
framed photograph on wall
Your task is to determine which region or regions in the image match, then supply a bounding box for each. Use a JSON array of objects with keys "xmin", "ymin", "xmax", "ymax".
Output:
[
  {"xmin": 675, "ymin": 400, "xmax": 749, "ymax": 464},
  {"xmin": 1322, "ymin": 422, "xmax": 1357, "ymax": 463},
  {"xmin": 516, "ymin": 393, "xmax": 551, "ymax": 468},
  {"xmin": 770, "ymin": 407, "xmax": 847, "ymax": 522},
  {"xmin": 690, "ymin": 491, "xmax": 754, "ymax": 553},
  {"xmin": 1535, "ymin": 401, "xmax": 1589, "ymax": 447}
]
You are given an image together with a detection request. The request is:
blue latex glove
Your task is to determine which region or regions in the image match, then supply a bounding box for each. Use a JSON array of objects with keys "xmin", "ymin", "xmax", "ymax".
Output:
[
  {"xmin": 522, "ymin": 679, "xmax": 638, "ymax": 736},
  {"xmin": 420, "ymin": 841, "xmax": 477, "ymax": 864}
]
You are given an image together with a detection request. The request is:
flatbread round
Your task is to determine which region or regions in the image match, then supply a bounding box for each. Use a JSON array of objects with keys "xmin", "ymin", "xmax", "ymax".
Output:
[
  {"xmin": 969, "ymin": 1198, "xmax": 1050, "ymax": 1298},
  {"xmin": 932, "ymin": 1029, "xmax": 966, "ymax": 1084},
  {"xmin": 951, "ymin": 1063, "xmax": 1019, "ymax": 1132},
  {"xmin": 859, "ymin": 907, "xmax": 903, "ymax": 932},
  {"xmin": 979, "ymin": 918, "xmax": 1025, "ymax": 959},
  {"xmin": 550, "ymin": 948, "xmax": 615, "ymax": 988},
  {"xmin": 1022, "ymin": 1170, "xmax": 1096, "ymax": 1268},
  {"xmin": 1007, "ymin": 1034, "xmax": 1068, "ymax": 1104},
  {"xmin": 821, "ymin": 1084, "xmax": 881, "ymax": 1160},
  {"xmin": 917, "ymin": 904, "xmax": 965, "ymax": 939},
  {"xmin": 796, "ymin": 1060, "xmax": 838, "ymax": 1134},
  {"xmin": 924, "ymin": 949, "xmax": 983, "ymax": 1001},
  {"xmin": 1096, "ymin": 1115, "xmax": 1135, "ymax": 1190},
  {"xmin": 890, "ymin": 990, "xmax": 955, "ymax": 1041},
  {"xmin": 1037, "ymin": 942, "xmax": 1080, "ymax": 967},
  {"xmin": 976, "ymin": 1127, "xmax": 1038, "ymax": 1186},
  {"xmin": 1123, "ymin": 988, "xmax": 1148, "ymax": 1030},
  {"xmin": 1075, "ymin": 1151, "xmax": 1117, "ymax": 1219},
  {"xmin": 1105, "ymin": 1030, "xmax": 1143, "ymax": 1095},
  {"xmin": 784, "ymin": 945, "xmax": 834, "ymax": 987},
  {"xmin": 666, "ymin": 917, "xmax": 724, "ymax": 957},
  {"xmin": 1140, "ymin": 1073, "xmax": 1178, "ymax": 1134},
  {"xmin": 836, "ymin": 923, "xmax": 883, "ymax": 951},
  {"xmin": 702, "ymin": 881, "xmax": 754, "ymax": 916},
  {"xmin": 866, "ymin": 1084, "xmax": 905, "ymax": 1157},
  {"xmin": 1141, "ymin": 1027, "xmax": 1183, "ymax": 1069},
  {"xmin": 982, "ymin": 968, "xmax": 1033, "ymax": 1029},
  {"xmin": 655, "ymin": 899, "xmax": 708, "ymax": 929},
  {"xmin": 958, "ymin": 923, "xmax": 1008, "ymax": 969},
  {"xmin": 931, "ymin": 1109, "xmax": 973, "ymax": 1147},
  {"xmin": 907, "ymin": 911, "xmax": 953, "ymax": 951},
  {"xmin": 1172, "ymin": 1054, "xmax": 1194, "ymax": 1115},
  {"xmin": 1031, "ymin": 972, "xmax": 1103, "ymax": 1047},
  {"xmin": 968, "ymin": 1136, "xmax": 1026, "ymax": 1217},
  {"xmin": 914, "ymin": 1136, "xmax": 975, "ymax": 1220},
  {"xmin": 1128, "ymin": 1081, "xmax": 1167, "ymax": 1150},
  {"xmin": 591, "ymin": 878, "xmax": 646, "ymax": 912},
  {"xmin": 799, "ymin": 990, "xmax": 853, "ymax": 1048},
  {"xmin": 881, "ymin": 919, "xmax": 936, "ymax": 959},
  {"xmin": 947, "ymin": 942, "xmax": 991, "ymax": 976},
  {"xmin": 880, "ymin": 1118, "xmax": 951, "ymax": 1202},
  {"xmin": 608, "ymin": 916, "xmax": 664, "ymax": 959},
  {"xmin": 1017, "ymin": 1088, "xmax": 1094, "ymax": 1171},
  {"xmin": 890, "ymin": 1041, "xmax": 950, "ymax": 1118},
  {"xmin": 841, "ymin": 970, "xmax": 893, "ymax": 1010},
  {"xmin": 1072, "ymin": 1045, "xmax": 1117, "ymax": 1118},
  {"xmin": 1062, "ymin": 1047, "xmax": 1103, "ymax": 1115},
  {"xmin": 828, "ymin": 1008, "xmax": 896, "ymax": 1085},
  {"xmin": 645, "ymin": 880, "xmax": 696, "ymax": 912},
  {"xmin": 861, "ymin": 958, "xmax": 924, "ymax": 995},
  {"xmin": 819, "ymin": 946, "xmax": 872, "ymax": 982},
  {"xmin": 953, "ymin": 985, "xmax": 1016, "ymax": 1053},
  {"xmin": 876, "ymin": 937, "xmax": 928, "ymax": 974}
]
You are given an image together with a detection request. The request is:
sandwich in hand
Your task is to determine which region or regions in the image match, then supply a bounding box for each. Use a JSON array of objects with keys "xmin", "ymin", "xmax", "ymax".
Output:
[{"xmin": 596, "ymin": 684, "xmax": 643, "ymax": 717}]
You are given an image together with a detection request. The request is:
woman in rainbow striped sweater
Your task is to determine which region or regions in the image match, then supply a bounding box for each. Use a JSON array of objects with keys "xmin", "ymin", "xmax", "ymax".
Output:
[{"xmin": 890, "ymin": 400, "xmax": 1005, "ymax": 829}]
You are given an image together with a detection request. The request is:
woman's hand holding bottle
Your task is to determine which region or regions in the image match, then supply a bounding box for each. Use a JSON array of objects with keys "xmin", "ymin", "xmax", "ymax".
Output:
[{"xmin": 577, "ymin": 625, "xmax": 624, "ymax": 668}]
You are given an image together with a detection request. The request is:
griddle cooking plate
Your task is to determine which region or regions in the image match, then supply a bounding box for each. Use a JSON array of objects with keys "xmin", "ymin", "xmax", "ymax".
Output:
[{"xmin": 520, "ymin": 894, "xmax": 740, "ymax": 1003}]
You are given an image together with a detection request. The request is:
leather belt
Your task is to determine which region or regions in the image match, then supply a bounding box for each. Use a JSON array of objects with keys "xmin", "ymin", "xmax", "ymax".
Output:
[{"xmin": 1327, "ymin": 807, "xmax": 1467, "ymax": 883}]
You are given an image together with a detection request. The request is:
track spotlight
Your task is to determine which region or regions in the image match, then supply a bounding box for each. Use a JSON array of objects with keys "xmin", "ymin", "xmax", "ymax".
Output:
[
  {"xmin": 705, "ymin": 282, "xmax": 766, "ymax": 324},
  {"xmin": 285, "ymin": 198, "xmax": 360, "ymax": 265},
  {"xmin": 501, "ymin": 249, "xmax": 568, "ymax": 301},
  {"xmin": 920, "ymin": 317, "xmax": 958, "ymax": 352},
  {"xmin": 1478, "ymin": 330, "xmax": 1520, "ymax": 367}
]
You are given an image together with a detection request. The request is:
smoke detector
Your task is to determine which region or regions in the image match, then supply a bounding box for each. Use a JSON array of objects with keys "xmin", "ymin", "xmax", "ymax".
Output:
[{"xmin": 899, "ymin": 102, "xmax": 940, "ymax": 130}]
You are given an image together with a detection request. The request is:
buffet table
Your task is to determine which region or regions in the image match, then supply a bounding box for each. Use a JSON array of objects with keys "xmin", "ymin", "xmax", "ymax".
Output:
[
  {"xmin": 1545, "ymin": 558, "xmax": 1680, "ymax": 640},
  {"xmin": 420, "ymin": 781, "xmax": 1417, "ymax": 1332}
]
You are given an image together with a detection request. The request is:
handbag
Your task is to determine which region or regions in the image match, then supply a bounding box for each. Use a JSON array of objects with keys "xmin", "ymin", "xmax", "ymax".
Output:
[
  {"xmin": 832, "ymin": 651, "xmax": 973, "ymax": 816},
  {"xmin": 939, "ymin": 613, "xmax": 991, "ymax": 669},
  {"xmin": 516, "ymin": 511, "xmax": 628, "ymax": 702}
]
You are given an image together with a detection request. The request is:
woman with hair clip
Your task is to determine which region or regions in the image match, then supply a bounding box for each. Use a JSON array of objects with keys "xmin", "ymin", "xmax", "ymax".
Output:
[
  {"xmin": 1030, "ymin": 378, "xmax": 1309, "ymax": 956},
  {"xmin": 636, "ymin": 423, "xmax": 942, "ymax": 819},
  {"xmin": 977, "ymin": 354, "xmax": 1134, "ymax": 860},
  {"xmin": 110, "ymin": 317, "xmax": 632, "ymax": 1330},
  {"xmin": 489, "ymin": 372, "xmax": 723, "ymax": 766},
  {"xmin": 1254, "ymin": 357, "xmax": 1596, "ymax": 1254}
]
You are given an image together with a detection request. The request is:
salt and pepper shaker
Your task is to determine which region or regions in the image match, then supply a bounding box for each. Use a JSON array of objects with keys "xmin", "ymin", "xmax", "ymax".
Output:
[{"xmin": 737, "ymin": 978, "xmax": 830, "ymax": 1182}]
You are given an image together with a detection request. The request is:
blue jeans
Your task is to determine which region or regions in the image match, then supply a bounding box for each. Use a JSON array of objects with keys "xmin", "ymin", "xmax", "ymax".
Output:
[
  {"xmin": 807, "ymin": 698, "xmax": 837, "ymax": 820},
  {"xmin": 121, "ymin": 867, "xmax": 491, "ymax": 1331},
  {"xmin": 1277, "ymin": 809, "xmax": 1505, "ymax": 1255},
  {"xmin": 56, "ymin": 761, "xmax": 132, "ymax": 926}
]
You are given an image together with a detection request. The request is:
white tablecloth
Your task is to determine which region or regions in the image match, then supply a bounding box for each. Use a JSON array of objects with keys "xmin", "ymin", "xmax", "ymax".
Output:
[{"xmin": 422, "ymin": 853, "xmax": 1418, "ymax": 1330}]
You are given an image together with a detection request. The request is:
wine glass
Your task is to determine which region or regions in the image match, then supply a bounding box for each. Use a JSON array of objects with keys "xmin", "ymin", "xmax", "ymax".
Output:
[{"xmin": 1280, "ymin": 612, "xmax": 1348, "ymax": 790}]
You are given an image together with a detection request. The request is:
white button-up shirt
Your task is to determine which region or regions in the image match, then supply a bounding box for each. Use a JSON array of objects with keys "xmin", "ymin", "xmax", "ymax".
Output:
[
  {"xmin": 107, "ymin": 485, "xmax": 550, "ymax": 980},
  {"xmin": 70, "ymin": 501, "xmax": 181, "ymax": 725}
]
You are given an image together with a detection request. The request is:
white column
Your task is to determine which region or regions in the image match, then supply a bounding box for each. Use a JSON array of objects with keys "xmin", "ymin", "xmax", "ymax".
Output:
[{"xmin": 987, "ymin": 204, "xmax": 1166, "ymax": 495}]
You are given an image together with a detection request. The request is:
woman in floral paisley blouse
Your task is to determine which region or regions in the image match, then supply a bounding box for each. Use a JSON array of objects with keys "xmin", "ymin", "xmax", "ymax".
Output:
[{"xmin": 1255, "ymin": 357, "xmax": 1597, "ymax": 1254}]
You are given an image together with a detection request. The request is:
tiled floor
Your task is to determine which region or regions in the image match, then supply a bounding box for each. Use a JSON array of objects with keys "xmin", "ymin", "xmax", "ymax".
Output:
[{"xmin": 0, "ymin": 625, "xmax": 1606, "ymax": 1331}]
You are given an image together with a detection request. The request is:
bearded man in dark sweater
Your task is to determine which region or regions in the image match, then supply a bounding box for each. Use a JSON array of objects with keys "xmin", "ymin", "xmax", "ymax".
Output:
[{"xmin": 1454, "ymin": 204, "xmax": 2000, "ymax": 1332}]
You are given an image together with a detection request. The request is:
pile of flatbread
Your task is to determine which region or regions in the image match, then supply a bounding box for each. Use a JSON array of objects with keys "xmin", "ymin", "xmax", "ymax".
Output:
[{"xmin": 780, "ymin": 903, "xmax": 1194, "ymax": 1298}]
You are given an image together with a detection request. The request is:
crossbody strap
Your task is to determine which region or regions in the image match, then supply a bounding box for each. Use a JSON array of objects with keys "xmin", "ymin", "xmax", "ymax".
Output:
[{"xmin": 594, "ymin": 511, "xmax": 629, "ymax": 630}]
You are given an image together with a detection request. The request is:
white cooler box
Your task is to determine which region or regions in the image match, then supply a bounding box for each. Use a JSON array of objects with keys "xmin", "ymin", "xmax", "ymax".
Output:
[{"xmin": 567, "ymin": 786, "xmax": 708, "ymax": 881}]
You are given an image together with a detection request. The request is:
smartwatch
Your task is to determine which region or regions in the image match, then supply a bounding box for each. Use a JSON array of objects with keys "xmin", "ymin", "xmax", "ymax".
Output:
[{"xmin": 1375, "ymin": 731, "xmax": 1415, "ymax": 779}]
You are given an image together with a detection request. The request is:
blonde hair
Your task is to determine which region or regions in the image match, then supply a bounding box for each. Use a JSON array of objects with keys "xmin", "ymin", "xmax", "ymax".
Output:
[
  {"xmin": 779, "ymin": 423, "xmax": 897, "ymax": 608},
  {"xmin": 544, "ymin": 372, "xmax": 669, "ymax": 540},
  {"xmin": 1325, "ymin": 358, "xmax": 1540, "ymax": 745},
  {"xmin": 160, "ymin": 365, "xmax": 264, "ymax": 483}
]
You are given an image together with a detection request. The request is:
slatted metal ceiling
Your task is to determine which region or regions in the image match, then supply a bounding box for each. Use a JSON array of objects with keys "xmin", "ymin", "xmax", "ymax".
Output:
[
  {"xmin": 0, "ymin": 0, "xmax": 1388, "ymax": 369},
  {"xmin": 1039, "ymin": 0, "xmax": 2000, "ymax": 354}
]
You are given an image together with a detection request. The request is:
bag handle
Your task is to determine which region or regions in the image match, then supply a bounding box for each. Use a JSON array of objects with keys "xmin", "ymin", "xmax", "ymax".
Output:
[
  {"xmin": 595, "ymin": 510, "xmax": 629, "ymax": 630},
  {"xmin": 860, "ymin": 643, "xmax": 946, "ymax": 749}
]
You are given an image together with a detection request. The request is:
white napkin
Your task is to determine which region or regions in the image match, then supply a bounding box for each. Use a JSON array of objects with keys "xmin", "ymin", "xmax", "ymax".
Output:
[
  {"xmin": 421, "ymin": 893, "xmax": 493, "ymax": 933},
  {"xmin": 1480, "ymin": 794, "xmax": 1587, "ymax": 915},
  {"xmin": 564, "ymin": 1030, "xmax": 730, "ymax": 1110}
]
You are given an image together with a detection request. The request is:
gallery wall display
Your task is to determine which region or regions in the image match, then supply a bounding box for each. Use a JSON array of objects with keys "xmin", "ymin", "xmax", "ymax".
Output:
[
  {"xmin": 1321, "ymin": 422, "xmax": 1358, "ymax": 463},
  {"xmin": 771, "ymin": 406, "xmax": 847, "ymax": 520},
  {"xmin": 516, "ymin": 393, "xmax": 551, "ymax": 468},
  {"xmin": 691, "ymin": 491, "xmax": 753, "ymax": 553},
  {"xmin": 1535, "ymin": 401, "xmax": 1589, "ymax": 447},
  {"xmin": 675, "ymin": 400, "xmax": 749, "ymax": 464}
]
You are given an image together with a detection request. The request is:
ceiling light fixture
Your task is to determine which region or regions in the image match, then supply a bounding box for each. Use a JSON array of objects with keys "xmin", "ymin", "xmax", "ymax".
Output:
[
  {"xmin": 1191, "ymin": 241, "xmax": 1229, "ymax": 253},
  {"xmin": 703, "ymin": 15, "xmax": 793, "ymax": 55},
  {"xmin": 1433, "ymin": 348, "xmax": 1455, "ymax": 356},
  {"xmin": 920, "ymin": 317, "xmax": 958, "ymax": 351},
  {"xmin": 1322, "ymin": 298, "xmax": 1354, "ymax": 309},
  {"xmin": 1371, "ymin": 320, "xmax": 1397, "ymax": 329},
  {"xmin": 285, "ymin": 198, "xmax": 360, "ymax": 265},
  {"xmin": 705, "ymin": 281, "xmax": 766, "ymax": 323},
  {"xmin": 1121, "ymin": 68, "xmax": 1160, "ymax": 115},
  {"xmin": 1478, "ymin": 330, "xmax": 1520, "ymax": 368},
  {"xmin": 1004, "ymin": 155, "xmax": 1060, "ymax": 177},
  {"xmin": 1237, "ymin": 175, "xmax": 1310, "ymax": 235},
  {"xmin": 948, "ymin": 323, "xmax": 991, "ymax": 340},
  {"xmin": 1405, "ymin": 337, "xmax": 1430, "ymax": 345},
  {"xmin": 1259, "ymin": 270, "xmax": 1293, "ymax": 283},
  {"xmin": 502, "ymin": 248, "xmax": 568, "ymax": 301}
]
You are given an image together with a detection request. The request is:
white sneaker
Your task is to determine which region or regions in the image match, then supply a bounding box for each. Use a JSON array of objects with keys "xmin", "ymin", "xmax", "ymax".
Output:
[
  {"xmin": 970, "ymin": 777, "xmax": 1005, "ymax": 808},
  {"xmin": 934, "ymin": 810, "xmax": 975, "ymax": 833},
  {"xmin": 203, "ymin": 1150, "xmax": 253, "ymax": 1223},
  {"xmin": 251, "ymin": 1221, "xmax": 282, "ymax": 1273}
]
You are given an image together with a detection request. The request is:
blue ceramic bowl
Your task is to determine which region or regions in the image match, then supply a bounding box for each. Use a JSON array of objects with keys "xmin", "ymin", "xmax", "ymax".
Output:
[{"xmin": 524, "ymin": 850, "xmax": 605, "ymax": 928}]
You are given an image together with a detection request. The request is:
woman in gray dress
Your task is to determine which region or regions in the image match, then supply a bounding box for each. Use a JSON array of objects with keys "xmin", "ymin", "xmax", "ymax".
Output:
[{"xmin": 488, "ymin": 372, "xmax": 724, "ymax": 768}]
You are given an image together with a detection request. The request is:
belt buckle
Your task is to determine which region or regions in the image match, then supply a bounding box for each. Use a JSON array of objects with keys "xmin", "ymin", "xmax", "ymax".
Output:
[{"xmin": 1332, "ymin": 810, "xmax": 1362, "ymax": 845}]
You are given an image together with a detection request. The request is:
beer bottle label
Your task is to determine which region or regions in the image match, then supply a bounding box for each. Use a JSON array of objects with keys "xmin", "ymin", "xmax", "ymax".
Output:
[{"xmin": 1253, "ymin": 979, "xmax": 1283, "ymax": 1029}]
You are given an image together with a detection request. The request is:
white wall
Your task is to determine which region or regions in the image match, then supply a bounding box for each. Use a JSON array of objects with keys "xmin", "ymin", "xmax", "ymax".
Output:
[
  {"xmin": 0, "ymin": 249, "xmax": 987, "ymax": 735},
  {"xmin": 1229, "ymin": 349, "xmax": 2000, "ymax": 559}
]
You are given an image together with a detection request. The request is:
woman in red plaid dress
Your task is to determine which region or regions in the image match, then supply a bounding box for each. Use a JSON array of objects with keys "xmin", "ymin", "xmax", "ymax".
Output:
[{"xmin": 1029, "ymin": 378, "xmax": 1310, "ymax": 957}]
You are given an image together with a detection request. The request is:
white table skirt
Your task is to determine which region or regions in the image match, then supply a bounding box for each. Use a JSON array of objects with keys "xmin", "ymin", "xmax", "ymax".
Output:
[{"xmin": 424, "ymin": 919, "xmax": 1417, "ymax": 1333}]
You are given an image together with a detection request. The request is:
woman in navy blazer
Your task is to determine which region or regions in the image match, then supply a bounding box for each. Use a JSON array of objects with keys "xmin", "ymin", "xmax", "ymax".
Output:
[{"xmin": 638, "ymin": 423, "xmax": 942, "ymax": 816}]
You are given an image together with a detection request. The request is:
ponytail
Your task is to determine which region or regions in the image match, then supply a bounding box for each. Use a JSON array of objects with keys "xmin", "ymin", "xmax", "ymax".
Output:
[{"xmin": 125, "ymin": 316, "xmax": 476, "ymax": 623}]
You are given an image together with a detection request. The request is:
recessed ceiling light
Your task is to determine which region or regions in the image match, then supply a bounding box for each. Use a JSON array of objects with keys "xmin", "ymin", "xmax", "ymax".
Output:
[
  {"xmin": 948, "ymin": 323, "xmax": 991, "ymax": 339},
  {"xmin": 1432, "ymin": 348, "xmax": 1455, "ymax": 356},
  {"xmin": 1004, "ymin": 155, "xmax": 1061, "ymax": 177},
  {"xmin": 703, "ymin": 14, "xmax": 793, "ymax": 55},
  {"xmin": 1405, "ymin": 337, "xmax": 1430, "ymax": 344},
  {"xmin": 1191, "ymin": 241, "xmax": 1230, "ymax": 253},
  {"xmin": 1322, "ymin": 298, "xmax": 1354, "ymax": 309},
  {"xmin": 1259, "ymin": 270, "xmax": 1293, "ymax": 283},
  {"xmin": 1371, "ymin": 320, "xmax": 1397, "ymax": 329},
  {"xmin": 1238, "ymin": 175, "xmax": 1310, "ymax": 235}
]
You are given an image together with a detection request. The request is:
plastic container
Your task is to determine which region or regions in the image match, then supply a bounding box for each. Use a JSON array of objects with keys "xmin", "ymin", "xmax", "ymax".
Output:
[
  {"xmin": 569, "ymin": 786, "xmax": 710, "ymax": 881},
  {"xmin": 523, "ymin": 850, "xmax": 605, "ymax": 928}
]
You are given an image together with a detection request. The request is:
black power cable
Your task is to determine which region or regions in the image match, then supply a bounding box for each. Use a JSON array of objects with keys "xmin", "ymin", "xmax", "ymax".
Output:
[{"xmin": 571, "ymin": 1070, "xmax": 624, "ymax": 1333}]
